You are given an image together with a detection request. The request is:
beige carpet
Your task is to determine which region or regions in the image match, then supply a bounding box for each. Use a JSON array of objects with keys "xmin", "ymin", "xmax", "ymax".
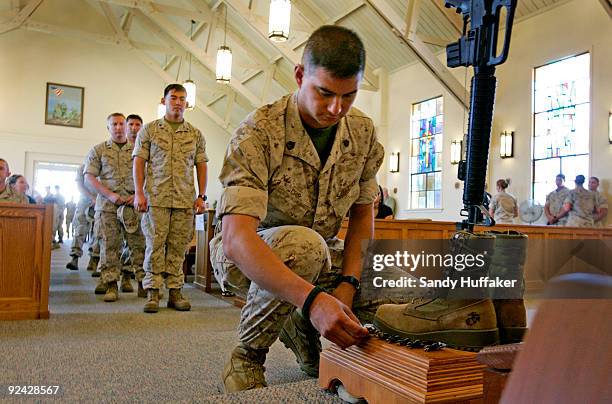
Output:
[{"xmin": 0, "ymin": 240, "xmax": 342, "ymax": 403}]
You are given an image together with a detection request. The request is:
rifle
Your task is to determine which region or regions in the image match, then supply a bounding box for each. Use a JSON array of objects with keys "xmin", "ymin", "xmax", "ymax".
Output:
[{"xmin": 445, "ymin": 0, "xmax": 517, "ymax": 231}]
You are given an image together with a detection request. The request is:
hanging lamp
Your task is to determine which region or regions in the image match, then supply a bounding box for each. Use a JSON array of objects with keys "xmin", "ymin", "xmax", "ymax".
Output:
[
  {"xmin": 268, "ymin": 0, "xmax": 291, "ymax": 42},
  {"xmin": 216, "ymin": 6, "xmax": 232, "ymax": 83},
  {"xmin": 183, "ymin": 20, "xmax": 197, "ymax": 110}
]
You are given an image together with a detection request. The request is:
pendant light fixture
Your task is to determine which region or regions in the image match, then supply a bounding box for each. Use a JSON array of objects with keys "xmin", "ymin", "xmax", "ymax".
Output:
[
  {"xmin": 268, "ymin": 0, "xmax": 291, "ymax": 42},
  {"xmin": 216, "ymin": 6, "xmax": 232, "ymax": 84},
  {"xmin": 183, "ymin": 20, "xmax": 197, "ymax": 110}
]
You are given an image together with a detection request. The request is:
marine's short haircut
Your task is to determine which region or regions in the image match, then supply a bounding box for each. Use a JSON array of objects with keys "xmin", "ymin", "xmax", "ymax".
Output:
[
  {"xmin": 107, "ymin": 112, "xmax": 126, "ymax": 121},
  {"xmin": 163, "ymin": 83, "xmax": 187, "ymax": 98},
  {"xmin": 556, "ymin": 173, "xmax": 565, "ymax": 180},
  {"xmin": 590, "ymin": 176, "xmax": 599, "ymax": 184},
  {"xmin": 0, "ymin": 158, "xmax": 7, "ymax": 167},
  {"xmin": 126, "ymin": 114, "xmax": 143, "ymax": 123},
  {"xmin": 302, "ymin": 25, "xmax": 366, "ymax": 78},
  {"xmin": 575, "ymin": 175, "xmax": 585, "ymax": 185}
]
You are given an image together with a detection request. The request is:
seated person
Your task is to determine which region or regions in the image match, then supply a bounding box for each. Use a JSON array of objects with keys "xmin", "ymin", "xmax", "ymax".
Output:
[
  {"xmin": 0, "ymin": 159, "xmax": 28, "ymax": 204},
  {"xmin": 489, "ymin": 178, "xmax": 518, "ymax": 224},
  {"xmin": 375, "ymin": 185, "xmax": 393, "ymax": 219}
]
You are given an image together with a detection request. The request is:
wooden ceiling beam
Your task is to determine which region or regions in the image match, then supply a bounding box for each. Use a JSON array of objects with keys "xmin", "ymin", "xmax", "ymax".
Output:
[{"xmin": 0, "ymin": 0, "xmax": 44, "ymax": 35}]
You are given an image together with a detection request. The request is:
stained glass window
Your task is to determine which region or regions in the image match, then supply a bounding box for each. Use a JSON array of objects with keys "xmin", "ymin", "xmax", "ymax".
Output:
[
  {"xmin": 532, "ymin": 53, "xmax": 590, "ymax": 204},
  {"xmin": 410, "ymin": 96, "xmax": 443, "ymax": 209}
]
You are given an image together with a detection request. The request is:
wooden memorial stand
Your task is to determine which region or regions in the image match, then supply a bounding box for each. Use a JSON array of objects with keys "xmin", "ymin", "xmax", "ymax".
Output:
[{"xmin": 319, "ymin": 337, "xmax": 485, "ymax": 403}]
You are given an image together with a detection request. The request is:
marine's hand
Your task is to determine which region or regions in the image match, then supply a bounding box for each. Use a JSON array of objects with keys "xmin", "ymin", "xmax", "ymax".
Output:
[
  {"xmin": 308, "ymin": 292, "xmax": 368, "ymax": 349},
  {"xmin": 109, "ymin": 192, "xmax": 125, "ymax": 205},
  {"xmin": 332, "ymin": 282, "xmax": 357, "ymax": 307},
  {"xmin": 125, "ymin": 195, "xmax": 135, "ymax": 205},
  {"xmin": 134, "ymin": 192, "xmax": 148, "ymax": 212},
  {"xmin": 194, "ymin": 197, "xmax": 205, "ymax": 215}
]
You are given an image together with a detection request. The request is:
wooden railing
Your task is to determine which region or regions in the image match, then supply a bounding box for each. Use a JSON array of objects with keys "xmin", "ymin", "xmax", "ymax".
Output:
[{"xmin": 0, "ymin": 203, "xmax": 53, "ymax": 320}]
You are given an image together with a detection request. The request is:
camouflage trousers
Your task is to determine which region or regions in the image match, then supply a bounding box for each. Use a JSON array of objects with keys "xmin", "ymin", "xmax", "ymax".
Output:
[
  {"xmin": 96, "ymin": 210, "xmax": 144, "ymax": 284},
  {"xmin": 142, "ymin": 207, "xmax": 194, "ymax": 290},
  {"xmin": 53, "ymin": 211, "xmax": 64, "ymax": 241},
  {"xmin": 70, "ymin": 199, "xmax": 99, "ymax": 258},
  {"xmin": 119, "ymin": 228, "xmax": 146, "ymax": 282},
  {"xmin": 210, "ymin": 225, "xmax": 399, "ymax": 350}
]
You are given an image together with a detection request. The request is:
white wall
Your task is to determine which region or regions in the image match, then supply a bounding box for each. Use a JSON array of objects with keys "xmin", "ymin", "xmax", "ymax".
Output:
[
  {"xmin": 357, "ymin": 0, "xmax": 611, "ymax": 224},
  {"xmin": 0, "ymin": 29, "xmax": 232, "ymax": 204}
]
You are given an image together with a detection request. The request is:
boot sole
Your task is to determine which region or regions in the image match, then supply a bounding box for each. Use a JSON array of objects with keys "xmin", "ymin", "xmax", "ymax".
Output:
[
  {"xmin": 143, "ymin": 306, "xmax": 159, "ymax": 313},
  {"xmin": 373, "ymin": 318, "xmax": 499, "ymax": 352},
  {"xmin": 92, "ymin": 272, "xmax": 101, "ymax": 278},
  {"xmin": 121, "ymin": 286, "xmax": 134, "ymax": 293},
  {"xmin": 94, "ymin": 288, "xmax": 107, "ymax": 295},
  {"xmin": 66, "ymin": 264, "xmax": 79, "ymax": 271},
  {"xmin": 499, "ymin": 326, "xmax": 527, "ymax": 344},
  {"xmin": 167, "ymin": 302, "xmax": 191, "ymax": 311}
]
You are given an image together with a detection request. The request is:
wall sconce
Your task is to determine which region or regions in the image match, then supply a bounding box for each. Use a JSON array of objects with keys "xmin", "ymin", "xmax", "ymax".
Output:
[
  {"xmin": 389, "ymin": 152, "xmax": 400, "ymax": 173},
  {"xmin": 608, "ymin": 112, "xmax": 611, "ymax": 144},
  {"xmin": 450, "ymin": 140, "xmax": 462, "ymax": 164},
  {"xmin": 500, "ymin": 131, "xmax": 514, "ymax": 158}
]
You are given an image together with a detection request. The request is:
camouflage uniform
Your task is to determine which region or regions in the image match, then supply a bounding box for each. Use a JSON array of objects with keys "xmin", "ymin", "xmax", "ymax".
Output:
[
  {"xmin": 53, "ymin": 193, "xmax": 66, "ymax": 241},
  {"xmin": 0, "ymin": 186, "xmax": 28, "ymax": 204},
  {"xmin": 122, "ymin": 222, "xmax": 146, "ymax": 282},
  {"xmin": 65, "ymin": 201, "xmax": 76, "ymax": 237},
  {"xmin": 564, "ymin": 187, "xmax": 597, "ymax": 227},
  {"xmin": 593, "ymin": 190, "xmax": 608, "ymax": 227},
  {"xmin": 84, "ymin": 140, "xmax": 143, "ymax": 284},
  {"xmin": 133, "ymin": 119, "xmax": 207, "ymax": 290},
  {"xmin": 210, "ymin": 93, "xmax": 384, "ymax": 349},
  {"xmin": 70, "ymin": 165, "xmax": 99, "ymax": 259},
  {"xmin": 490, "ymin": 191, "xmax": 517, "ymax": 224},
  {"xmin": 546, "ymin": 186, "xmax": 570, "ymax": 226}
]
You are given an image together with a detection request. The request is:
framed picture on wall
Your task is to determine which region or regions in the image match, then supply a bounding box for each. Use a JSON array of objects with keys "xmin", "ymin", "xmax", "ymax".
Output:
[{"xmin": 45, "ymin": 83, "xmax": 84, "ymax": 128}]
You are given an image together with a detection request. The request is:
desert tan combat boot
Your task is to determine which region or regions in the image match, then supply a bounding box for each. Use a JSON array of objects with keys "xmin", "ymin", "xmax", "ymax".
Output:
[
  {"xmin": 223, "ymin": 343, "xmax": 268, "ymax": 393},
  {"xmin": 120, "ymin": 273, "xmax": 134, "ymax": 293},
  {"xmin": 87, "ymin": 256, "xmax": 99, "ymax": 272},
  {"xmin": 279, "ymin": 309, "xmax": 321, "ymax": 377},
  {"xmin": 137, "ymin": 281, "xmax": 147, "ymax": 298},
  {"xmin": 373, "ymin": 231, "xmax": 499, "ymax": 351},
  {"xmin": 168, "ymin": 289, "xmax": 191, "ymax": 311},
  {"xmin": 94, "ymin": 279, "xmax": 107, "ymax": 295},
  {"xmin": 143, "ymin": 289, "xmax": 159, "ymax": 313},
  {"xmin": 66, "ymin": 256, "xmax": 79, "ymax": 271},
  {"xmin": 103, "ymin": 282, "xmax": 118, "ymax": 302},
  {"xmin": 484, "ymin": 230, "xmax": 528, "ymax": 343}
]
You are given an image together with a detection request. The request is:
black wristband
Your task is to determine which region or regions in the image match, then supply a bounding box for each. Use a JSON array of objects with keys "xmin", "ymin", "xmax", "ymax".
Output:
[{"xmin": 302, "ymin": 286, "xmax": 324, "ymax": 325}]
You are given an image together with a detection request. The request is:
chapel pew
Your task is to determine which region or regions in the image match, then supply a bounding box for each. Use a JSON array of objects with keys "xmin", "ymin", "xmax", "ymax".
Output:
[{"xmin": 0, "ymin": 202, "xmax": 53, "ymax": 320}]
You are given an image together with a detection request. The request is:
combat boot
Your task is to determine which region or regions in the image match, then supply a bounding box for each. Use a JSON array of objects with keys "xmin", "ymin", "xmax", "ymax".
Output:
[
  {"xmin": 66, "ymin": 256, "xmax": 79, "ymax": 271},
  {"xmin": 143, "ymin": 289, "xmax": 159, "ymax": 313},
  {"xmin": 103, "ymin": 282, "xmax": 118, "ymax": 302},
  {"xmin": 373, "ymin": 231, "xmax": 499, "ymax": 351},
  {"xmin": 485, "ymin": 230, "xmax": 528, "ymax": 344},
  {"xmin": 94, "ymin": 279, "xmax": 107, "ymax": 295},
  {"xmin": 86, "ymin": 256, "xmax": 99, "ymax": 271},
  {"xmin": 137, "ymin": 281, "xmax": 147, "ymax": 298},
  {"xmin": 120, "ymin": 273, "xmax": 134, "ymax": 293},
  {"xmin": 168, "ymin": 289, "xmax": 191, "ymax": 311},
  {"xmin": 279, "ymin": 309, "xmax": 321, "ymax": 377},
  {"xmin": 223, "ymin": 343, "xmax": 268, "ymax": 393}
]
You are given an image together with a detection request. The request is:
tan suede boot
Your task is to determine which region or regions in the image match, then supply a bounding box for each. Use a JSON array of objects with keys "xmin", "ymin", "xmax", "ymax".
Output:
[
  {"xmin": 168, "ymin": 289, "xmax": 191, "ymax": 311},
  {"xmin": 485, "ymin": 230, "xmax": 528, "ymax": 343},
  {"xmin": 94, "ymin": 279, "xmax": 107, "ymax": 295},
  {"xmin": 223, "ymin": 344, "xmax": 268, "ymax": 393},
  {"xmin": 137, "ymin": 281, "xmax": 147, "ymax": 298},
  {"xmin": 279, "ymin": 310, "xmax": 321, "ymax": 377},
  {"xmin": 144, "ymin": 289, "xmax": 159, "ymax": 313},
  {"xmin": 120, "ymin": 273, "xmax": 134, "ymax": 293},
  {"xmin": 103, "ymin": 282, "xmax": 118, "ymax": 302},
  {"xmin": 373, "ymin": 231, "xmax": 499, "ymax": 351}
]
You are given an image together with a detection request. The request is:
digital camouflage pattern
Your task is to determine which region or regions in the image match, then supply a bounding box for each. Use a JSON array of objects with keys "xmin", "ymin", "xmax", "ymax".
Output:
[
  {"xmin": 214, "ymin": 93, "xmax": 383, "ymax": 241},
  {"xmin": 210, "ymin": 93, "xmax": 386, "ymax": 349},
  {"xmin": 84, "ymin": 140, "xmax": 136, "ymax": 213},
  {"xmin": 71, "ymin": 165, "xmax": 98, "ymax": 258},
  {"xmin": 546, "ymin": 186, "xmax": 570, "ymax": 226},
  {"xmin": 565, "ymin": 187, "xmax": 597, "ymax": 227},
  {"xmin": 593, "ymin": 190, "xmax": 608, "ymax": 227},
  {"xmin": 141, "ymin": 207, "xmax": 194, "ymax": 290},
  {"xmin": 132, "ymin": 119, "xmax": 208, "ymax": 208},
  {"xmin": 0, "ymin": 186, "xmax": 28, "ymax": 204}
]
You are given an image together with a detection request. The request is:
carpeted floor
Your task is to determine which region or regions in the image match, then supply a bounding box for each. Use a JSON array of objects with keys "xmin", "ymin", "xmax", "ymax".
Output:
[{"xmin": 0, "ymin": 240, "xmax": 342, "ymax": 403}]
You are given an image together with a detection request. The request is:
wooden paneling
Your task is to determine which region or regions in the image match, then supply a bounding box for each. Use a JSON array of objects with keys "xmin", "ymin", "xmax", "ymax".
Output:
[
  {"xmin": 194, "ymin": 209, "xmax": 215, "ymax": 293},
  {"xmin": 0, "ymin": 203, "xmax": 52, "ymax": 320},
  {"xmin": 339, "ymin": 219, "xmax": 612, "ymax": 293}
]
